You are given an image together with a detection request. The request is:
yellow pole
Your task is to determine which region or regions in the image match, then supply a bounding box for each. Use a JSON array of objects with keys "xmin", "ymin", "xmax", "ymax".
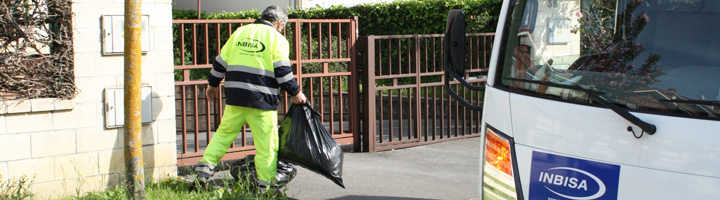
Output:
[{"xmin": 124, "ymin": 0, "xmax": 145, "ymax": 199}]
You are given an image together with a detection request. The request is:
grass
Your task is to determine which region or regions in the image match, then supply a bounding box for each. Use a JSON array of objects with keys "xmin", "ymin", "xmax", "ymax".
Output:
[
  {"xmin": 0, "ymin": 170, "xmax": 284, "ymax": 200},
  {"xmin": 2, "ymin": 155, "xmax": 288, "ymax": 200},
  {"xmin": 54, "ymin": 175, "xmax": 288, "ymax": 200}
]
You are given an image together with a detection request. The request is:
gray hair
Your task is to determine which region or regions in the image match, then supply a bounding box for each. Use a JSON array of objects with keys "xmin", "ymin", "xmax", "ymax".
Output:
[{"xmin": 261, "ymin": 5, "xmax": 288, "ymax": 25}]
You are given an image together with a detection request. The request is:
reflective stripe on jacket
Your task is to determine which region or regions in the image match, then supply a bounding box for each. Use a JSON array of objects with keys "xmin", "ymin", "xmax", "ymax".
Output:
[{"xmin": 208, "ymin": 19, "xmax": 300, "ymax": 110}]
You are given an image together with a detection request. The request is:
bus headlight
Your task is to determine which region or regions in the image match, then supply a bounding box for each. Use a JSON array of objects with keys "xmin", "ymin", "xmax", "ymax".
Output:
[{"xmin": 482, "ymin": 127, "xmax": 519, "ymax": 200}]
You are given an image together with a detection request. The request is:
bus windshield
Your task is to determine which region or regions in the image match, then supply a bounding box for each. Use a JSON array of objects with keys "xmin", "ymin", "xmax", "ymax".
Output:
[{"xmin": 499, "ymin": 0, "xmax": 720, "ymax": 120}]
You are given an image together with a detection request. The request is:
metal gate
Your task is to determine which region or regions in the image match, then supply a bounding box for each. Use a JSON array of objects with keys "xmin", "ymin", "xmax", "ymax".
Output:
[
  {"xmin": 173, "ymin": 18, "xmax": 359, "ymax": 166},
  {"xmin": 361, "ymin": 33, "xmax": 494, "ymax": 151}
]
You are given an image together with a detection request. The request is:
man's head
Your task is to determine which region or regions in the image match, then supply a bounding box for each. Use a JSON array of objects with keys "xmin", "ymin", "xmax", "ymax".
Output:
[{"xmin": 261, "ymin": 5, "xmax": 288, "ymax": 31}]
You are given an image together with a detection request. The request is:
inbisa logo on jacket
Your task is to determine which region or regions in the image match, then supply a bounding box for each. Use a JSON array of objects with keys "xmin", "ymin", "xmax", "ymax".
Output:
[{"xmin": 236, "ymin": 38, "xmax": 266, "ymax": 53}]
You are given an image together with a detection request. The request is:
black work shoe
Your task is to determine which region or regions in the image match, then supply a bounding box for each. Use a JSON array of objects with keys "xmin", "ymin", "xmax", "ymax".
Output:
[{"xmin": 195, "ymin": 162, "xmax": 215, "ymax": 184}]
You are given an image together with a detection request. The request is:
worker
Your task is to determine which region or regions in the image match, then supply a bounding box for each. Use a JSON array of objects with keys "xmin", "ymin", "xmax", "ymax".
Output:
[{"xmin": 196, "ymin": 5, "xmax": 306, "ymax": 186}]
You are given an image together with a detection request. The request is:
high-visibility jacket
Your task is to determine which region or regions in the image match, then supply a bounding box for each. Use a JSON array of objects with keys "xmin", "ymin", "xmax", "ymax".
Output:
[{"xmin": 208, "ymin": 20, "xmax": 300, "ymax": 110}]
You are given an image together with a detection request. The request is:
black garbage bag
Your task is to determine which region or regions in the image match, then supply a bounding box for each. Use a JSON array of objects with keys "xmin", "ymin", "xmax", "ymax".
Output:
[
  {"xmin": 278, "ymin": 103, "xmax": 345, "ymax": 188},
  {"xmin": 230, "ymin": 155, "xmax": 297, "ymax": 186}
]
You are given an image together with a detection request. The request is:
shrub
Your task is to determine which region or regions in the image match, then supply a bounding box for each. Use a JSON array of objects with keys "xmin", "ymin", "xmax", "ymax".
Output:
[
  {"xmin": 173, "ymin": 0, "xmax": 501, "ymax": 34},
  {"xmin": 290, "ymin": 0, "xmax": 501, "ymax": 35},
  {"xmin": 172, "ymin": 0, "xmax": 502, "ymax": 82},
  {"xmin": 0, "ymin": 174, "xmax": 34, "ymax": 200}
]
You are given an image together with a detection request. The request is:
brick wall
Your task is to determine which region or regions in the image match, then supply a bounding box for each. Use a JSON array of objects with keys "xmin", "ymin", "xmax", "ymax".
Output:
[{"xmin": 0, "ymin": 0, "xmax": 177, "ymax": 198}]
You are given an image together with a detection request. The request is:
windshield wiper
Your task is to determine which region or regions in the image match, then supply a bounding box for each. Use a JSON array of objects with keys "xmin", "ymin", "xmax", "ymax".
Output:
[
  {"xmin": 505, "ymin": 78, "xmax": 657, "ymax": 136},
  {"xmin": 659, "ymin": 99, "xmax": 720, "ymax": 106}
]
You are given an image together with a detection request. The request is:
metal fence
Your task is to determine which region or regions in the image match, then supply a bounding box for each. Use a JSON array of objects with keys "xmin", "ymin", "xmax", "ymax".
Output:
[
  {"xmin": 361, "ymin": 33, "xmax": 494, "ymax": 151},
  {"xmin": 174, "ymin": 18, "xmax": 359, "ymax": 166},
  {"xmin": 173, "ymin": 17, "xmax": 495, "ymax": 164}
]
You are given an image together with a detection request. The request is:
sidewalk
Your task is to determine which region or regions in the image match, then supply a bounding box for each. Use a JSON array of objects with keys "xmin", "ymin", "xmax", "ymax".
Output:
[{"xmin": 284, "ymin": 137, "xmax": 481, "ymax": 200}]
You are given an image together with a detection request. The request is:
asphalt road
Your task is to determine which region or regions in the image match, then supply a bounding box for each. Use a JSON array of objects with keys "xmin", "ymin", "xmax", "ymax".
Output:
[{"xmin": 283, "ymin": 137, "xmax": 482, "ymax": 200}]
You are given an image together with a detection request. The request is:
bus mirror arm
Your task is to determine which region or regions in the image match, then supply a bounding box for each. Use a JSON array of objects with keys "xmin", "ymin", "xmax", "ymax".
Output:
[
  {"xmin": 446, "ymin": 66, "xmax": 486, "ymax": 91},
  {"xmin": 445, "ymin": 66, "xmax": 485, "ymax": 111}
]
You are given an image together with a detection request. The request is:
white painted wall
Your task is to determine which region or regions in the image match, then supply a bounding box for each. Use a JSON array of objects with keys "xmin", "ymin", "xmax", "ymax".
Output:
[
  {"xmin": 301, "ymin": 0, "xmax": 396, "ymax": 9},
  {"xmin": 0, "ymin": 0, "xmax": 177, "ymax": 198},
  {"xmin": 171, "ymin": 0, "xmax": 399, "ymax": 13},
  {"xmin": 172, "ymin": 0, "xmax": 292, "ymax": 13},
  {"xmin": 527, "ymin": 0, "xmax": 582, "ymax": 67}
]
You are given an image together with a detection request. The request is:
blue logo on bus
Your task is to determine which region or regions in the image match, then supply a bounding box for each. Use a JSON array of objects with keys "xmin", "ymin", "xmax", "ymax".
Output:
[{"xmin": 529, "ymin": 151, "xmax": 620, "ymax": 200}]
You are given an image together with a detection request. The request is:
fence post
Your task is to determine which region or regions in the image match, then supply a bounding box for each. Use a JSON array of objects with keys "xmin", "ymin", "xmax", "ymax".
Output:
[
  {"xmin": 293, "ymin": 19, "xmax": 302, "ymax": 88},
  {"xmin": 414, "ymin": 35, "xmax": 422, "ymax": 141},
  {"xmin": 362, "ymin": 36, "xmax": 376, "ymax": 152},
  {"xmin": 350, "ymin": 16, "xmax": 361, "ymax": 152},
  {"xmin": 196, "ymin": 0, "xmax": 201, "ymax": 19}
]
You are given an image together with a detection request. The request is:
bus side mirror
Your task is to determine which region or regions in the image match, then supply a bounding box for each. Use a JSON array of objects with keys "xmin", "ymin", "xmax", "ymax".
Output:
[
  {"xmin": 445, "ymin": 9, "xmax": 466, "ymax": 76},
  {"xmin": 444, "ymin": 9, "xmax": 484, "ymax": 111}
]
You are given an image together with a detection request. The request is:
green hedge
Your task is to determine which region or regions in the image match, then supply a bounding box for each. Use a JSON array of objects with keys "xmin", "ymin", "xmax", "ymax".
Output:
[
  {"xmin": 172, "ymin": 0, "xmax": 501, "ymax": 83},
  {"xmin": 173, "ymin": 0, "xmax": 502, "ymax": 35}
]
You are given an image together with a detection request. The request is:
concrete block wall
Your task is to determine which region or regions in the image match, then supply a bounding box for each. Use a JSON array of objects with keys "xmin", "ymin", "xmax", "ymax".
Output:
[{"xmin": 0, "ymin": 0, "xmax": 177, "ymax": 198}]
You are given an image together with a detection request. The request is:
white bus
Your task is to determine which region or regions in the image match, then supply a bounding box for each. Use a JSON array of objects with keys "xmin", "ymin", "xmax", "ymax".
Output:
[{"xmin": 444, "ymin": 0, "xmax": 720, "ymax": 199}]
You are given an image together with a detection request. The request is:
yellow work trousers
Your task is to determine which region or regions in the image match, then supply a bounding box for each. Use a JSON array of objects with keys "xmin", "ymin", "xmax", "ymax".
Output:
[{"xmin": 200, "ymin": 105, "xmax": 279, "ymax": 182}]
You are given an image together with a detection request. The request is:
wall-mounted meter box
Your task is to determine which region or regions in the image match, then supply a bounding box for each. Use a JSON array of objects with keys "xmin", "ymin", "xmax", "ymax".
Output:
[
  {"xmin": 104, "ymin": 86, "xmax": 153, "ymax": 129},
  {"xmin": 547, "ymin": 18, "xmax": 570, "ymax": 44},
  {"xmin": 101, "ymin": 15, "xmax": 150, "ymax": 55}
]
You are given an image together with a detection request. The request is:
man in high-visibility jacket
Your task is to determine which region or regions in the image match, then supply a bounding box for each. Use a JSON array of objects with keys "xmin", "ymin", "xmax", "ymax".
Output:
[{"xmin": 196, "ymin": 5, "xmax": 306, "ymax": 186}]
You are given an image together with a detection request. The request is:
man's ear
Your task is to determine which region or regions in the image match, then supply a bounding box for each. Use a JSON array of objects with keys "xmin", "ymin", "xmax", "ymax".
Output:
[{"xmin": 274, "ymin": 23, "xmax": 285, "ymax": 31}]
